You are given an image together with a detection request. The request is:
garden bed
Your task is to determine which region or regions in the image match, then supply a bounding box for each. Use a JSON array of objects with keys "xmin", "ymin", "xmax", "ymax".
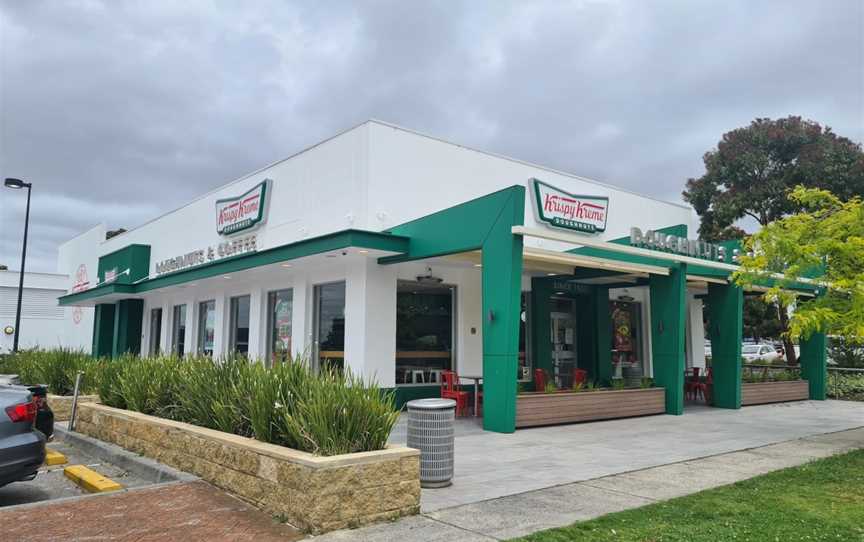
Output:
[
  {"xmin": 515, "ymin": 387, "xmax": 666, "ymax": 428},
  {"xmin": 75, "ymin": 403, "xmax": 420, "ymax": 534},
  {"xmin": 741, "ymin": 380, "xmax": 809, "ymax": 406}
]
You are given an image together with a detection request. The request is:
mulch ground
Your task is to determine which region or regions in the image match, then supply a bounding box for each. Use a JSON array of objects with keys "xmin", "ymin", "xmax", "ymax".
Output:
[{"xmin": 0, "ymin": 480, "xmax": 303, "ymax": 541}]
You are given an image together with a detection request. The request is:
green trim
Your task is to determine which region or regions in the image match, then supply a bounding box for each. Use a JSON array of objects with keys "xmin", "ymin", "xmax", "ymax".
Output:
[
  {"xmin": 97, "ymin": 244, "xmax": 151, "ymax": 285},
  {"xmin": 800, "ymin": 329, "xmax": 827, "ymax": 400},
  {"xmin": 379, "ymin": 185, "xmax": 526, "ymax": 264},
  {"xmin": 60, "ymin": 229, "xmax": 409, "ymax": 306},
  {"xmin": 215, "ymin": 180, "xmax": 269, "ymax": 235},
  {"xmin": 60, "ymin": 283, "xmax": 136, "ymax": 306}
]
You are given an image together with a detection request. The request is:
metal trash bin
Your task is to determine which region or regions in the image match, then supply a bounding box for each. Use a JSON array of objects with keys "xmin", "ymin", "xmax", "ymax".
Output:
[{"xmin": 406, "ymin": 398, "xmax": 456, "ymax": 488}]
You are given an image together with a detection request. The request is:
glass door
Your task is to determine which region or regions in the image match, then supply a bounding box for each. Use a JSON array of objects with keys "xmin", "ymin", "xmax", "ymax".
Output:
[{"xmin": 550, "ymin": 297, "xmax": 577, "ymax": 389}]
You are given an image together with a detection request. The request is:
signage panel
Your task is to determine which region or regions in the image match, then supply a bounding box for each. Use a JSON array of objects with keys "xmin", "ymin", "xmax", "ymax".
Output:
[
  {"xmin": 531, "ymin": 179, "xmax": 609, "ymax": 234},
  {"xmin": 216, "ymin": 180, "xmax": 270, "ymax": 235}
]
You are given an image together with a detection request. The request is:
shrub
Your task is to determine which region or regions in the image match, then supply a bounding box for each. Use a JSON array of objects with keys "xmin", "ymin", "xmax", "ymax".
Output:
[
  {"xmin": 8, "ymin": 348, "xmax": 400, "ymax": 456},
  {"xmin": 0, "ymin": 348, "xmax": 98, "ymax": 395}
]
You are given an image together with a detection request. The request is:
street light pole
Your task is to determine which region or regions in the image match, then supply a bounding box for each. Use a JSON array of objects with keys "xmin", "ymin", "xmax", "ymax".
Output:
[{"xmin": 5, "ymin": 178, "xmax": 32, "ymax": 353}]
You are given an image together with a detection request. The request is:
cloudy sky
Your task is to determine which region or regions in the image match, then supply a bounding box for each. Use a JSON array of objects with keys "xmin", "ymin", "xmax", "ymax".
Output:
[{"xmin": 1, "ymin": 0, "xmax": 862, "ymax": 273}]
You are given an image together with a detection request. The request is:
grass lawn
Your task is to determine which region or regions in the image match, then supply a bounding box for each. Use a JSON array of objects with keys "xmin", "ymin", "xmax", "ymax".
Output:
[{"xmin": 512, "ymin": 449, "xmax": 864, "ymax": 542}]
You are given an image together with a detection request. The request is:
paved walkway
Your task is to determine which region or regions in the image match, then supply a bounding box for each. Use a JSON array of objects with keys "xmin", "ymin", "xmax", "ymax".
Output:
[
  {"xmin": 319, "ymin": 426, "xmax": 864, "ymax": 541},
  {"xmin": 390, "ymin": 399, "xmax": 864, "ymax": 511},
  {"xmin": 316, "ymin": 400, "xmax": 864, "ymax": 541},
  {"xmin": 0, "ymin": 480, "xmax": 303, "ymax": 541}
]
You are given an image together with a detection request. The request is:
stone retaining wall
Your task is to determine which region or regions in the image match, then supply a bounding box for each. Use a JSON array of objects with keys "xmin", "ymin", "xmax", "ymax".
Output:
[
  {"xmin": 75, "ymin": 403, "xmax": 420, "ymax": 533},
  {"xmin": 48, "ymin": 394, "xmax": 100, "ymax": 421}
]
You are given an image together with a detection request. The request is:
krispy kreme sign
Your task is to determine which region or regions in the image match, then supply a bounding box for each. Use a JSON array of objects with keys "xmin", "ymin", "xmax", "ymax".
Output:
[
  {"xmin": 531, "ymin": 179, "xmax": 609, "ymax": 234},
  {"xmin": 216, "ymin": 180, "xmax": 270, "ymax": 235}
]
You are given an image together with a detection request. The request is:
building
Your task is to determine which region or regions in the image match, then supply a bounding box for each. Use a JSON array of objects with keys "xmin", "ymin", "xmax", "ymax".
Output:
[
  {"xmin": 57, "ymin": 120, "xmax": 826, "ymax": 433},
  {"xmin": 0, "ymin": 269, "xmax": 91, "ymax": 354}
]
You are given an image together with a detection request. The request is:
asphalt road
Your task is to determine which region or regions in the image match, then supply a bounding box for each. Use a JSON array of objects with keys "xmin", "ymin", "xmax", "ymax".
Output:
[{"xmin": 0, "ymin": 438, "xmax": 150, "ymax": 508}]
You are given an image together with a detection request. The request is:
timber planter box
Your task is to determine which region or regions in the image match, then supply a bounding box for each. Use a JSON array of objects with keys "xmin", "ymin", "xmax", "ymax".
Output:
[
  {"xmin": 515, "ymin": 387, "xmax": 666, "ymax": 428},
  {"xmin": 741, "ymin": 380, "xmax": 809, "ymax": 406},
  {"xmin": 75, "ymin": 403, "xmax": 420, "ymax": 534}
]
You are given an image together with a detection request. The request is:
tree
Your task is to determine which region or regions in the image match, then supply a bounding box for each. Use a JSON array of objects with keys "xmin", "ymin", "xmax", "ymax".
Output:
[
  {"xmin": 683, "ymin": 116, "xmax": 864, "ymax": 362},
  {"xmin": 733, "ymin": 187, "xmax": 864, "ymax": 345},
  {"xmin": 742, "ymin": 297, "xmax": 784, "ymax": 342}
]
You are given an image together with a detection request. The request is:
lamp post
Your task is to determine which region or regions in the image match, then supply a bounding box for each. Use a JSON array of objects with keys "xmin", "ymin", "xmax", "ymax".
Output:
[{"xmin": 5, "ymin": 178, "xmax": 32, "ymax": 353}]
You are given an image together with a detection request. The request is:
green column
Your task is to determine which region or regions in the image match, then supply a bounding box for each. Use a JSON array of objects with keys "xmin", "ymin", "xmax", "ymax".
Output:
[
  {"xmin": 707, "ymin": 283, "xmax": 743, "ymax": 409},
  {"xmin": 649, "ymin": 263, "xmax": 686, "ymax": 415},
  {"xmin": 800, "ymin": 332, "xmax": 827, "ymax": 400},
  {"xmin": 92, "ymin": 303, "xmax": 116, "ymax": 357},
  {"xmin": 112, "ymin": 299, "xmax": 144, "ymax": 357},
  {"xmin": 593, "ymin": 286, "xmax": 612, "ymax": 386},
  {"xmin": 481, "ymin": 192, "xmax": 525, "ymax": 433}
]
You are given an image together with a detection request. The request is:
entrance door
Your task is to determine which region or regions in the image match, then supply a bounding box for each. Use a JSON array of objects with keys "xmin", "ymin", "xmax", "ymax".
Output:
[{"xmin": 550, "ymin": 299, "xmax": 577, "ymax": 388}]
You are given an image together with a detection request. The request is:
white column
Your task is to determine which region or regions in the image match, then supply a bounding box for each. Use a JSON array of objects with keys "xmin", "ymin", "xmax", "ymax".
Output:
[
  {"xmin": 160, "ymin": 301, "xmax": 171, "ymax": 354},
  {"xmin": 688, "ymin": 293, "xmax": 706, "ymax": 369},
  {"xmin": 213, "ymin": 296, "xmax": 227, "ymax": 357},
  {"xmin": 247, "ymin": 288, "xmax": 265, "ymax": 361},
  {"xmin": 344, "ymin": 259, "xmax": 397, "ymax": 386},
  {"xmin": 291, "ymin": 274, "xmax": 310, "ymax": 360},
  {"xmin": 186, "ymin": 298, "xmax": 197, "ymax": 357}
]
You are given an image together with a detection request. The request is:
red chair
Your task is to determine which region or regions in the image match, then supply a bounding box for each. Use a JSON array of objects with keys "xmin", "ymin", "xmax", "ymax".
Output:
[
  {"xmin": 534, "ymin": 368, "xmax": 547, "ymax": 392},
  {"xmin": 441, "ymin": 370, "xmax": 470, "ymax": 417},
  {"xmin": 685, "ymin": 367, "xmax": 701, "ymax": 400},
  {"xmin": 573, "ymin": 368, "xmax": 588, "ymax": 386}
]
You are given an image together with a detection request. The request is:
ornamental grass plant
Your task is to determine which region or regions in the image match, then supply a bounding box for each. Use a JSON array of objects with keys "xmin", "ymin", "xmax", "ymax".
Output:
[{"xmin": 0, "ymin": 348, "xmax": 399, "ymax": 456}]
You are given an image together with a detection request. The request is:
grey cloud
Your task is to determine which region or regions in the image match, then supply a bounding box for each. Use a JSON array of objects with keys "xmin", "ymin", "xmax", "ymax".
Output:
[{"xmin": 1, "ymin": 0, "xmax": 861, "ymax": 272}]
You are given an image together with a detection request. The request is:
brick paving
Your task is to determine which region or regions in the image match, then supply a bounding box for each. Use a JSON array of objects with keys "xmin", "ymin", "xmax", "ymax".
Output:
[{"xmin": 1, "ymin": 481, "xmax": 303, "ymax": 541}]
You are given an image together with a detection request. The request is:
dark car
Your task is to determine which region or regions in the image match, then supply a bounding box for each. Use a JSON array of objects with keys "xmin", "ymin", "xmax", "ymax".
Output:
[{"xmin": 0, "ymin": 386, "xmax": 46, "ymax": 487}]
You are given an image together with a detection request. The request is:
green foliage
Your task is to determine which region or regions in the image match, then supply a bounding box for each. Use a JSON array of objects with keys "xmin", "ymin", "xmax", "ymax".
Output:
[
  {"xmin": 611, "ymin": 379, "xmax": 626, "ymax": 390},
  {"xmin": 682, "ymin": 116, "xmax": 864, "ymax": 241},
  {"xmin": 742, "ymin": 297, "xmax": 784, "ymax": 341},
  {"xmin": 827, "ymin": 371, "xmax": 864, "ymax": 401},
  {"xmin": 734, "ymin": 187, "xmax": 864, "ymax": 342},
  {"xmin": 571, "ymin": 381, "xmax": 584, "ymax": 392},
  {"xmin": 741, "ymin": 366, "xmax": 802, "ymax": 383},
  {"xmin": 2, "ymin": 348, "xmax": 399, "ymax": 456},
  {"xmin": 828, "ymin": 337, "xmax": 864, "ymax": 368},
  {"xmin": 279, "ymin": 366, "xmax": 399, "ymax": 456},
  {"xmin": 0, "ymin": 348, "xmax": 98, "ymax": 395},
  {"xmin": 584, "ymin": 381, "xmax": 598, "ymax": 391},
  {"xmin": 544, "ymin": 381, "xmax": 558, "ymax": 394},
  {"xmin": 639, "ymin": 377, "xmax": 654, "ymax": 389}
]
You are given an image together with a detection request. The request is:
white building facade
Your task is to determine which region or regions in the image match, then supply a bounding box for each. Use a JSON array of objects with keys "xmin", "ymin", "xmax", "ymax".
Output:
[{"xmin": 60, "ymin": 121, "xmax": 815, "ymax": 433}]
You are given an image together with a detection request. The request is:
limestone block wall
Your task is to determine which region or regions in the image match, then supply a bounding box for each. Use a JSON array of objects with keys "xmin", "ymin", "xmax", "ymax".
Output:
[
  {"xmin": 47, "ymin": 394, "xmax": 100, "ymax": 421},
  {"xmin": 75, "ymin": 403, "xmax": 420, "ymax": 533}
]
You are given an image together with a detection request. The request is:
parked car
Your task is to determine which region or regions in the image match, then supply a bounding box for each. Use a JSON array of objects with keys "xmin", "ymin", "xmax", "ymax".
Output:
[
  {"xmin": 742, "ymin": 344, "xmax": 781, "ymax": 364},
  {"xmin": 0, "ymin": 386, "xmax": 46, "ymax": 488}
]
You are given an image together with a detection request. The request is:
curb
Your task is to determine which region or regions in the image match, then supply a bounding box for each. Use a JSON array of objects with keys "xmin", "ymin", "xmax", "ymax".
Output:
[{"xmin": 54, "ymin": 426, "xmax": 198, "ymax": 485}]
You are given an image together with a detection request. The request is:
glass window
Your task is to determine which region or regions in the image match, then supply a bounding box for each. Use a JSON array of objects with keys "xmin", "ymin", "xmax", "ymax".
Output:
[
  {"xmin": 314, "ymin": 282, "xmax": 345, "ymax": 372},
  {"xmin": 229, "ymin": 295, "xmax": 251, "ymax": 356},
  {"xmin": 149, "ymin": 308, "xmax": 162, "ymax": 356},
  {"xmin": 197, "ymin": 300, "xmax": 216, "ymax": 356},
  {"xmin": 267, "ymin": 289, "xmax": 293, "ymax": 366},
  {"xmin": 395, "ymin": 281, "xmax": 455, "ymax": 386},
  {"xmin": 172, "ymin": 304, "xmax": 187, "ymax": 357},
  {"xmin": 610, "ymin": 300, "xmax": 644, "ymax": 384}
]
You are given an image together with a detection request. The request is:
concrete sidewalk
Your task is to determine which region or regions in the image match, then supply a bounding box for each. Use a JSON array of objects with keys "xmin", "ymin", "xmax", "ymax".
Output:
[
  {"xmin": 393, "ymin": 400, "xmax": 864, "ymax": 512},
  {"xmin": 318, "ymin": 402, "xmax": 864, "ymax": 541}
]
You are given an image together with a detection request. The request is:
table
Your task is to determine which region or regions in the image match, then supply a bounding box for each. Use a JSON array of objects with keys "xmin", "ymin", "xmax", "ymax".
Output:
[{"xmin": 460, "ymin": 374, "xmax": 483, "ymax": 417}]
